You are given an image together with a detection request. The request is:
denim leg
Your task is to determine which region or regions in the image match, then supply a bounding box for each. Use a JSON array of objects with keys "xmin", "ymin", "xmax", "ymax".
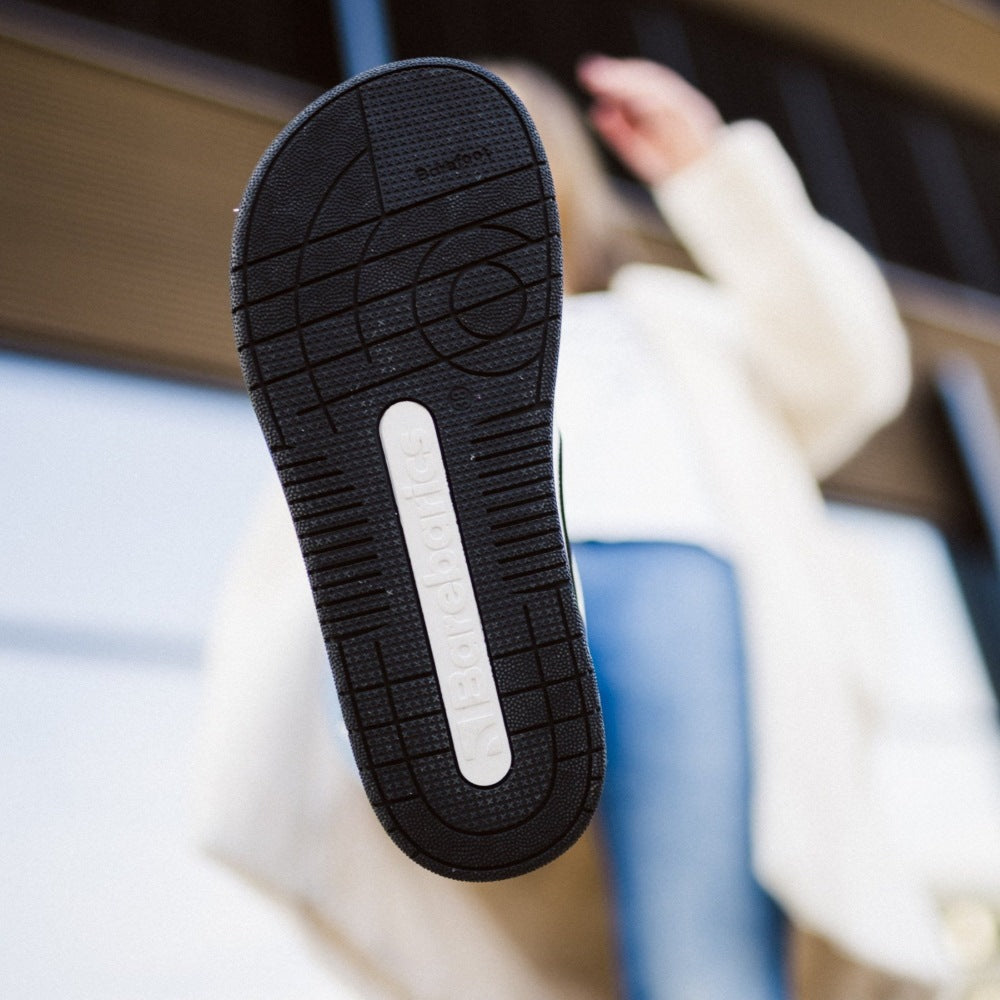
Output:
[{"xmin": 573, "ymin": 542, "xmax": 786, "ymax": 1000}]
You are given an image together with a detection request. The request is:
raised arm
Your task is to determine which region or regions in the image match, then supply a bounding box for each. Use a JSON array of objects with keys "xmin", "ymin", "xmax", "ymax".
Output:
[{"xmin": 578, "ymin": 55, "xmax": 911, "ymax": 477}]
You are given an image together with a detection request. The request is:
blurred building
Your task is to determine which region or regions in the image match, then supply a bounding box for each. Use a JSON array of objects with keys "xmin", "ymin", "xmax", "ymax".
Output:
[{"xmin": 5, "ymin": 0, "xmax": 1000, "ymax": 527}]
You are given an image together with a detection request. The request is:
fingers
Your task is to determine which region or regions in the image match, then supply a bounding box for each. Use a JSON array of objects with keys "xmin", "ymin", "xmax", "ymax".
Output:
[
  {"xmin": 588, "ymin": 101, "xmax": 672, "ymax": 184},
  {"xmin": 576, "ymin": 54, "xmax": 723, "ymax": 182},
  {"xmin": 578, "ymin": 54, "xmax": 694, "ymax": 107},
  {"xmin": 576, "ymin": 54, "xmax": 722, "ymax": 132}
]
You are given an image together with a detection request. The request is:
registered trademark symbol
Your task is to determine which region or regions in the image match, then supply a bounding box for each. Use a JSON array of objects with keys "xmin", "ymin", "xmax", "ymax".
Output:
[{"xmin": 449, "ymin": 386, "xmax": 472, "ymax": 410}]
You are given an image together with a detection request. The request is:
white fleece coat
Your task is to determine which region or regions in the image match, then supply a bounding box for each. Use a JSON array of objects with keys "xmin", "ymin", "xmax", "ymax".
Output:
[{"xmin": 558, "ymin": 120, "xmax": 1000, "ymax": 986}]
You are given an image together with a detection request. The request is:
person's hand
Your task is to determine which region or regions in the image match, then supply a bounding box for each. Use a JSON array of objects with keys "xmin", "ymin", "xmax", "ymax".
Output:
[{"xmin": 576, "ymin": 54, "xmax": 722, "ymax": 186}]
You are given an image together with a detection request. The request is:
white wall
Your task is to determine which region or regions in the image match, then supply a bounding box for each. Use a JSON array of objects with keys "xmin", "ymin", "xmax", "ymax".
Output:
[{"xmin": 0, "ymin": 351, "xmax": 359, "ymax": 999}]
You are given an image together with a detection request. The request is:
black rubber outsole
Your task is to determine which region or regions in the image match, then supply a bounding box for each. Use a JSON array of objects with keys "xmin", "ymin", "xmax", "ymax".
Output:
[{"xmin": 231, "ymin": 58, "xmax": 605, "ymax": 880}]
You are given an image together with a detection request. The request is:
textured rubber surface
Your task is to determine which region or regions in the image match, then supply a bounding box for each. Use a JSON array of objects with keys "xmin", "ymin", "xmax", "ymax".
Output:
[{"xmin": 231, "ymin": 58, "xmax": 605, "ymax": 880}]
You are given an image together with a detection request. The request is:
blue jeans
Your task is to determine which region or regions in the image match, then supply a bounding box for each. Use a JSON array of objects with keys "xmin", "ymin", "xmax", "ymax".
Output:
[{"xmin": 573, "ymin": 542, "xmax": 786, "ymax": 1000}]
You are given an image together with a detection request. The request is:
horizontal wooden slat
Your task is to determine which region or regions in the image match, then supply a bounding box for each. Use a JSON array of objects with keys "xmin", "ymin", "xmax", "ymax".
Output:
[
  {"xmin": 826, "ymin": 269, "xmax": 1000, "ymax": 535},
  {"xmin": 0, "ymin": 30, "xmax": 304, "ymax": 383},
  {"xmin": 677, "ymin": 0, "xmax": 1000, "ymax": 122}
]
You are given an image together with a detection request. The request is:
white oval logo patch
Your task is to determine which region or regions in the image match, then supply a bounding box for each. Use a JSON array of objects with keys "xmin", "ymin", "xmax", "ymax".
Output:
[{"xmin": 379, "ymin": 400, "xmax": 511, "ymax": 787}]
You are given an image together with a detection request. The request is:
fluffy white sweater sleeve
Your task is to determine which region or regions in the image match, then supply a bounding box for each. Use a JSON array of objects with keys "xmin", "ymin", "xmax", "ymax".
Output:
[{"xmin": 654, "ymin": 120, "xmax": 911, "ymax": 478}]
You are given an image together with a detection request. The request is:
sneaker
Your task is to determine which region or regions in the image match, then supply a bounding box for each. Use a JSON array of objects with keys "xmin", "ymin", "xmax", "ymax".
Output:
[{"xmin": 230, "ymin": 57, "xmax": 605, "ymax": 880}]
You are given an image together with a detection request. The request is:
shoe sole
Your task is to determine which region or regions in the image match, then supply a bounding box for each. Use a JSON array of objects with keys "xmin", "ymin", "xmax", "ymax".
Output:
[{"xmin": 231, "ymin": 58, "xmax": 605, "ymax": 880}]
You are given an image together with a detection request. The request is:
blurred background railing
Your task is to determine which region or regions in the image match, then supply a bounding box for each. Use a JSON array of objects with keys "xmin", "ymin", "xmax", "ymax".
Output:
[{"xmin": 5, "ymin": 0, "xmax": 1000, "ymax": 538}]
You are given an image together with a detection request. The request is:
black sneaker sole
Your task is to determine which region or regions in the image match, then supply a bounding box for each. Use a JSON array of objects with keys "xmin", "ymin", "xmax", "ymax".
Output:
[{"xmin": 230, "ymin": 58, "xmax": 605, "ymax": 881}]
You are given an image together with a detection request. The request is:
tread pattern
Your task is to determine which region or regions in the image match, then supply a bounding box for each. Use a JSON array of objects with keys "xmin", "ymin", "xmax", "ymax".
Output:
[{"xmin": 231, "ymin": 58, "xmax": 605, "ymax": 880}]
